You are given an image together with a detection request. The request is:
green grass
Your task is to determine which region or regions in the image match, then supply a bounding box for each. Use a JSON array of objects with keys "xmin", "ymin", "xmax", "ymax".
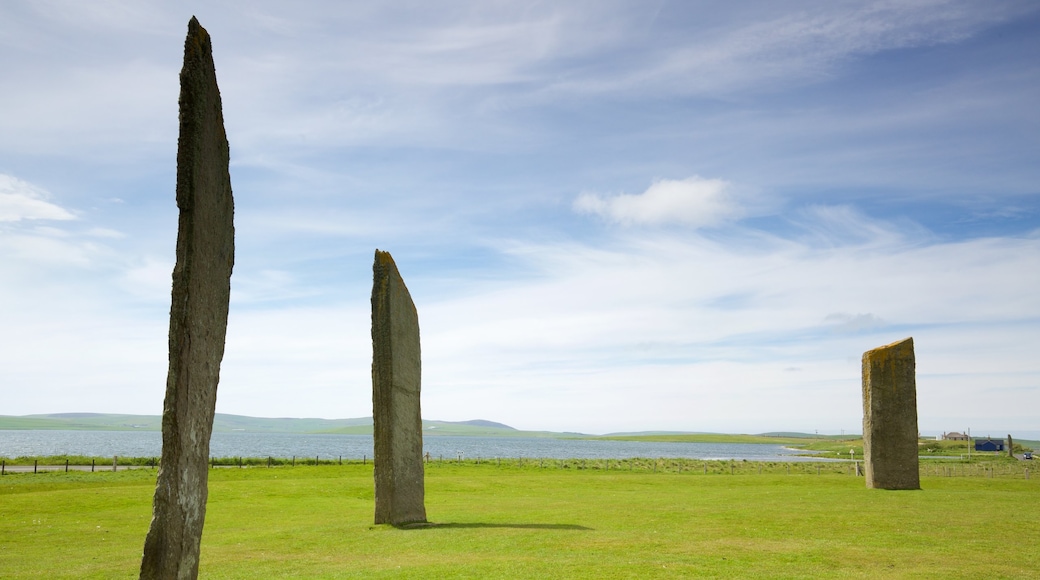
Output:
[{"xmin": 1, "ymin": 460, "xmax": 1037, "ymax": 578}]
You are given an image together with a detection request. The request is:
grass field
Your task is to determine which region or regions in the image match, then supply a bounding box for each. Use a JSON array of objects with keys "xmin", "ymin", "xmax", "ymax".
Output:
[{"xmin": 1, "ymin": 460, "xmax": 1037, "ymax": 579}]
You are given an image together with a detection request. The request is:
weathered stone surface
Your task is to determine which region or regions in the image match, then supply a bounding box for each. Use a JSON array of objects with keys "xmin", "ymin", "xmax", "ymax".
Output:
[
  {"xmin": 371, "ymin": 250, "xmax": 426, "ymax": 526},
  {"xmin": 862, "ymin": 337, "xmax": 920, "ymax": 490},
  {"xmin": 1008, "ymin": 434, "xmax": 1014, "ymax": 458},
  {"xmin": 140, "ymin": 17, "xmax": 235, "ymax": 580}
]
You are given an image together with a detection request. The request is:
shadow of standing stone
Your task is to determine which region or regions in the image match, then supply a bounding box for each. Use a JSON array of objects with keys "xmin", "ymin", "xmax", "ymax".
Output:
[
  {"xmin": 862, "ymin": 337, "xmax": 920, "ymax": 490},
  {"xmin": 371, "ymin": 250, "xmax": 427, "ymax": 525},
  {"xmin": 140, "ymin": 17, "xmax": 235, "ymax": 579}
]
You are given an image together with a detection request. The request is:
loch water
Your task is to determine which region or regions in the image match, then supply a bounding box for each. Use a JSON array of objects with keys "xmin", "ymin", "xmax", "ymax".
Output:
[{"xmin": 0, "ymin": 430, "xmax": 837, "ymax": 462}]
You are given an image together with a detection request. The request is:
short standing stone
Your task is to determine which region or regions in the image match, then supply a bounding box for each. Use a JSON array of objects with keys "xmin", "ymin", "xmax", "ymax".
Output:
[
  {"xmin": 140, "ymin": 16, "xmax": 235, "ymax": 580},
  {"xmin": 371, "ymin": 250, "xmax": 427, "ymax": 525},
  {"xmin": 862, "ymin": 337, "xmax": 920, "ymax": 490}
]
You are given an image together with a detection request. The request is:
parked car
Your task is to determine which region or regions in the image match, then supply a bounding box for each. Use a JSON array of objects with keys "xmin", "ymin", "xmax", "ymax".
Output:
[{"xmin": 1024, "ymin": 451, "xmax": 1033, "ymax": 460}]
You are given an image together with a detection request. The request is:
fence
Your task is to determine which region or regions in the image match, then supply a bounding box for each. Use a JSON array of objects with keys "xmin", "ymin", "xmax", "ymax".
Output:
[{"xmin": 0, "ymin": 455, "xmax": 1032, "ymax": 480}]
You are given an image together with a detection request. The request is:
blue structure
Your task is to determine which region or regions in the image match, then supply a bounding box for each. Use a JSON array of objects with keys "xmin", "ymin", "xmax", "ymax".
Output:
[{"xmin": 974, "ymin": 438, "xmax": 1004, "ymax": 452}]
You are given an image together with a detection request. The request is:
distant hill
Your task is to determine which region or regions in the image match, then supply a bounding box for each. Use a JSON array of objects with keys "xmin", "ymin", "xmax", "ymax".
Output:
[
  {"xmin": 322, "ymin": 419, "xmax": 571, "ymax": 438},
  {"xmin": 602, "ymin": 430, "xmax": 710, "ymax": 437},
  {"xmin": 453, "ymin": 419, "xmax": 515, "ymax": 430},
  {"xmin": 0, "ymin": 413, "xmax": 376, "ymax": 433},
  {"xmin": 0, "ymin": 413, "xmax": 540, "ymax": 437},
  {"xmin": 756, "ymin": 432, "xmax": 858, "ymax": 439}
]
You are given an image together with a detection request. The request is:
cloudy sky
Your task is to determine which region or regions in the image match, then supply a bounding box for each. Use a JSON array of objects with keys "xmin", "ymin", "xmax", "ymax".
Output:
[{"xmin": 2, "ymin": 1, "xmax": 1038, "ymax": 436}]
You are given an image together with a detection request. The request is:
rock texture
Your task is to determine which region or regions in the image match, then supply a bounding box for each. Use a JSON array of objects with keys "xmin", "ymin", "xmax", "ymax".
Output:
[
  {"xmin": 371, "ymin": 250, "xmax": 427, "ymax": 525},
  {"xmin": 861, "ymin": 337, "xmax": 920, "ymax": 490},
  {"xmin": 140, "ymin": 17, "xmax": 235, "ymax": 580}
]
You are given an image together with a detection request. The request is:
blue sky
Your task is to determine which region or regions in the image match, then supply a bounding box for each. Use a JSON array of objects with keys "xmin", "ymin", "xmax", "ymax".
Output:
[{"xmin": 1, "ymin": 1, "xmax": 1038, "ymax": 435}]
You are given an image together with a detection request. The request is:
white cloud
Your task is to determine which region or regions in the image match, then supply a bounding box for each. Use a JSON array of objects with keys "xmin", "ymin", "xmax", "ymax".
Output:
[
  {"xmin": 0, "ymin": 174, "xmax": 76, "ymax": 222},
  {"xmin": 86, "ymin": 227, "xmax": 125, "ymax": 239},
  {"xmin": 574, "ymin": 176, "xmax": 742, "ymax": 227},
  {"xmin": 122, "ymin": 258, "xmax": 173, "ymax": 300},
  {"xmin": 0, "ymin": 2, "xmax": 1035, "ymax": 434},
  {"xmin": 825, "ymin": 312, "xmax": 886, "ymax": 334},
  {"xmin": 413, "ymin": 211, "xmax": 1040, "ymax": 432},
  {"xmin": 790, "ymin": 205, "xmax": 929, "ymax": 248}
]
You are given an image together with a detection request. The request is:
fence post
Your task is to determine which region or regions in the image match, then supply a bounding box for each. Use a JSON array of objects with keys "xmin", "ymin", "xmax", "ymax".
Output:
[
  {"xmin": 91, "ymin": 459, "xmax": 95, "ymax": 472},
  {"xmin": 66, "ymin": 459, "xmax": 69, "ymax": 473},
  {"xmin": 316, "ymin": 455, "xmax": 319, "ymax": 466},
  {"xmin": 292, "ymin": 456, "xmax": 296, "ymax": 467},
  {"xmin": 339, "ymin": 455, "xmax": 342, "ymax": 465},
  {"xmin": 113, "ymin": 456, "xmax": 118, "ymax": 472},
  {"xmin": 34, "ymin": 460, "xmax": 38, "ymax": 474},
  {"xmin": 1, "ymin": 460, "xmax": 4, "ymax": 475},
  {"xmin": 363, "ymin": 455, "xmax": 366, "ymax": 465}
]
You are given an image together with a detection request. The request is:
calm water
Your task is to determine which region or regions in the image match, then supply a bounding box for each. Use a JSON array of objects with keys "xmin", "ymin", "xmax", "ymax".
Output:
[{"xmin": 0, "ymin": 430, "xmax": 835, "ymax": 462}]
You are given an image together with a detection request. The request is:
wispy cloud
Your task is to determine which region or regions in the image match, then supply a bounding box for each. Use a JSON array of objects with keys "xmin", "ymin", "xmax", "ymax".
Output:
[
  {"xmin": 825, "ymin": 312, "xmax": 886, "ymax": 334},
  {"xmin": 0, "ymin": 174, "xmax": 76, "ymax": 222},
  {"xmin": 409, "ymin": 207, "xmax": 1040, "ymax": 431},
  {"xmin": 0, "ymin": 2, "xmax": 1036, "ymax": 433}
]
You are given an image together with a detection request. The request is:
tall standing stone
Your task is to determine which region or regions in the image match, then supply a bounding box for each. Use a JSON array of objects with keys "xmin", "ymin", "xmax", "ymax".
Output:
[
  {"xmin": 140, "ymin": 17, "xmax": 235, "ymax": 579},
  {"xmin": 862, "ymin": 337, "xmax": 920, "ymax": 490},
  {"xmin": 1008, "ymin": 434, "xmax": 1014, "ymax": 458},
  {"xmin": 371, "ymin": 250, "xmax": 426, "ymax": 525}
]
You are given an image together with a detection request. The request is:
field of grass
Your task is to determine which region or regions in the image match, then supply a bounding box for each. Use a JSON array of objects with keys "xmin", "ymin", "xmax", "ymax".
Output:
[{"xmin": 1, "ymin": 459, "xmax": 1037, "ymax": 578}]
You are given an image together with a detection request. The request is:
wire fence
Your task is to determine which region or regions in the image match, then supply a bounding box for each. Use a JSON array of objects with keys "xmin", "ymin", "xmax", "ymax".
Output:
[{"xmin": 0, "ymin": 455, "xmax": 1032, "ymax": 480}]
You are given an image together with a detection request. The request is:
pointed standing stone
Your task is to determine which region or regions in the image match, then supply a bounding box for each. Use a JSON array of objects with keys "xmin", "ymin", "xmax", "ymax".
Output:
[
  {"xmin": 862, "ymin": 337, "xmax": 920, "ymax": 490},
  {"xmin": 140, "ymin": 16, "xmax": 235, "ymax": 580},
  {"xmin": 371, "ymin": 250, "xmax": 427, "ymax": 526}
]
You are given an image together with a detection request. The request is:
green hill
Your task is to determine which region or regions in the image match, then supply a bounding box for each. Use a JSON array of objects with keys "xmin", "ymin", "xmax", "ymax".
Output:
[{"xmin": 0, "ymin": 413, "xmax": 546, "ymax": 437}]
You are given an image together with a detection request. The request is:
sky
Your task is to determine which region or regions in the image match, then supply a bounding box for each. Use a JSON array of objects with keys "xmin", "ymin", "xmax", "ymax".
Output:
[{"xmin": 1, "ymin": 1, "xmax": 1038, "ymax": 436}]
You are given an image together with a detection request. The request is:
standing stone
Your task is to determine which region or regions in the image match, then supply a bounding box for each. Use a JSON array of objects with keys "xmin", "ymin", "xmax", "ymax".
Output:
[
  {"xmin": 371, "ymin": 250, "xmax": 427, "ymax": 525},
  {"xmin": 862, "ymin": 337, "xmax": 920, "ymax": 490},
  {"xmin": 1008, "ymin": 434, "xmax": 1014, "ymax": 458},
  {"xmin": 140, "ymin": 17, "xmax": 235, "ymax": 580}
]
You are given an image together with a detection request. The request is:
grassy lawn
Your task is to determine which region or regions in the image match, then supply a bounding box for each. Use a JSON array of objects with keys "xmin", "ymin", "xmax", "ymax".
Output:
[{"xmin": 1, "ymin": 461, "xmax": 1037, "ymax": 579}]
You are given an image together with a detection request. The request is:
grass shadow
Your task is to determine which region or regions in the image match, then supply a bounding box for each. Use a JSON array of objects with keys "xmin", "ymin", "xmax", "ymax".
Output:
[{"xmin": 396, "ymin": 522, "xmax": 593, "ymax": 531}]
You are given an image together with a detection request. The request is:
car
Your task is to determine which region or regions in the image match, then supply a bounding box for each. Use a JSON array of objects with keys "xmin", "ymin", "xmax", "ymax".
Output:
[{"xmin": 1024, "ymin": 451, "xmax": 1033, "ymax": 460}]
